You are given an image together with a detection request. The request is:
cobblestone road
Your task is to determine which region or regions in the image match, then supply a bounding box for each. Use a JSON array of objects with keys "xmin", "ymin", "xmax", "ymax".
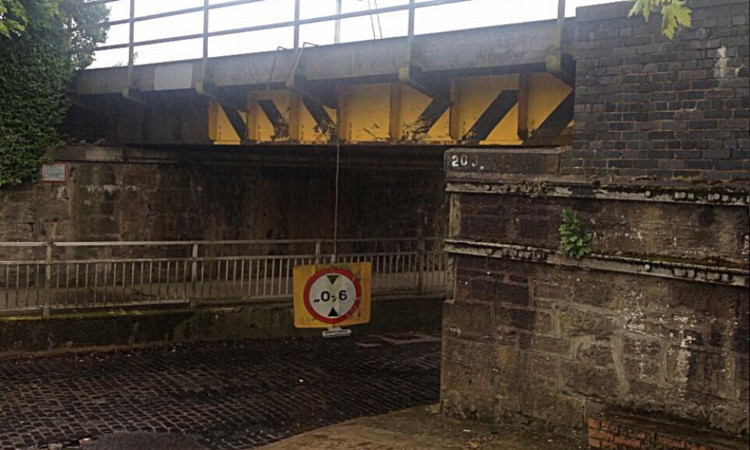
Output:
[{"xmin": 0, "ymin": 334, "xmax": 440, "ymax": 450}]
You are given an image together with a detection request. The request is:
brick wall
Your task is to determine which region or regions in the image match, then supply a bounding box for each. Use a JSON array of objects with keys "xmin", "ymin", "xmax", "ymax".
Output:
[
  {"xmin": 587, "ymin": 415, "xmax": 741, "ymax": 449},
  {"xmin": 568, "ymin": 0, "xmax": 749, "ymax": 181}
]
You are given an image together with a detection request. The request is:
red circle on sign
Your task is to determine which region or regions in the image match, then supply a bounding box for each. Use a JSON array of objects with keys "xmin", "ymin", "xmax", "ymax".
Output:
[{"xmin": 303, "ymin": 267, "xmax": 362, "ymax": 325}]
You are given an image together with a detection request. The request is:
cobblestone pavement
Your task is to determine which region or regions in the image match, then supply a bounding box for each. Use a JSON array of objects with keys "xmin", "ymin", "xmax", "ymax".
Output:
[{"xmin": 0, "ymin": 334, "xmax": 440, "ymax": 450}]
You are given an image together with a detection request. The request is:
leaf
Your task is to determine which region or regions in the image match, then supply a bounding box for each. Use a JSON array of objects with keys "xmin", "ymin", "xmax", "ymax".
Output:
[
  {"xmin": 628, "ymin": 0, "xmax": 652, "ymax": 22},
  {"xmin": 661, "ymin": 1, "xmax": 692, "ymax": 39}
]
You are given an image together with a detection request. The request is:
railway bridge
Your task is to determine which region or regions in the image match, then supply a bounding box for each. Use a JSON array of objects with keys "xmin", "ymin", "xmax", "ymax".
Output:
[
  {"xmin": 2, "ymin": 1, "xmax": 749, "ymax": 448},
  {"xmin": 68, "ymin": 1, "xmax": 576, "ymax": 149}
]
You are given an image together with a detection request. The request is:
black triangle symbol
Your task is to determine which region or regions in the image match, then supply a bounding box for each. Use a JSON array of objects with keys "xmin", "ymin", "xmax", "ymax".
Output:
[
  {"xmin": 328, "ymin": 307, "xmax": 339, "ymax": 317},
  {"xmin": 326, "ymin": 275, "xmax": 339, "ymax": 285}
]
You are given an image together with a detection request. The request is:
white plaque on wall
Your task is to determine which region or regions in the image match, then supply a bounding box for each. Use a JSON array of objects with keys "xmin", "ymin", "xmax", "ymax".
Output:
[{"xmin": 40, "ymin": 163, "xmax": 67, "ymax": 183}]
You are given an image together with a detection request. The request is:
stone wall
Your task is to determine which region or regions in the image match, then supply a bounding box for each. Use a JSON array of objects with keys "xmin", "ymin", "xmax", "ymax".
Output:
[
  {"xmin": 441, "ymin": 3, "xmax": 749, "ymax": 441},
  {"xmin": 0, "ymin": 146, "xmax": 446, "ymax": 243},
  {"xmin": 568, "ymin": 0, "xmax": 749, "ymax": 181},
  {"xmin": 441, "ymin": 149, "xmax": 749, "ymax": 441}
]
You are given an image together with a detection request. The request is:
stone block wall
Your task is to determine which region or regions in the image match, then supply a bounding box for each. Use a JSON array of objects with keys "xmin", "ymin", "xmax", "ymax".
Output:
[
  {"xmin": 442, "ymin": 149, "xmax": 749, "ymax": 440},
  {"xmin": 568, "ymin": 0, "xmax": 749, "ymax": 181},
  {"xmin": 441, "ymin": 3, "xmax": 749, "ymax": 443},
  {"xmin": 0, "ymin": 146, "xmax": 446, "ymax": 244}
]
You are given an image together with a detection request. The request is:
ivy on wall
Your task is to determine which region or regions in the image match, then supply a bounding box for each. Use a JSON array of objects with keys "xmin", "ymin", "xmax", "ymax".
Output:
[{"xmin": 0, "ymin": 0, "xmax": 107, "ymax": 187}]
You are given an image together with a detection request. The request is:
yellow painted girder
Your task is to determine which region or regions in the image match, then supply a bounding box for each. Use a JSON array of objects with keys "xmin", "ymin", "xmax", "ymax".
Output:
[{"xmin": 207, "ymin": 72, "xmax": 573, "ymax": 146}]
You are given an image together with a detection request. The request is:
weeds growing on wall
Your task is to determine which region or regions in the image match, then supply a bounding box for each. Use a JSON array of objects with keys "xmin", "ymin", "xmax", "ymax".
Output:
[{"xmin": 559, "ymin": 208, "xmax": 593, "ymax": 260}]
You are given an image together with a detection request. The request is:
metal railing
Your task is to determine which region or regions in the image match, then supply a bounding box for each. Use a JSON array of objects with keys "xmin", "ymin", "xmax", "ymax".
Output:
[
  {"xmin": 84, "ymin": 0, "xmax": 471, "ymax": 77},
  {"xmin": 0, "ymin": 238, "xmax": 447, "ymax": 315}
]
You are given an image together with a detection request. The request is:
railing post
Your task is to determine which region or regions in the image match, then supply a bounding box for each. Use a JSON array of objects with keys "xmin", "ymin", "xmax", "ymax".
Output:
[
  {"xmin": 127, "ymin": 0, "xmax": 135, "ymax": 88},
  {"xmin": 314, "ymin": 240, "xmax": 322, "ymax": 264},
  {"xmin": 201, "ymin": 0, "xmax": 209, "ymax": 83},
  {"xmin": 417, "ymin": 236, "xmax": 425, "ymax": 294},
  {"xmin": 293, "ymin": 0, "xmax": 300, "ymax": 50},
  {"xmin": 334, "ymin": 0, "xmax": 342, "ymax": 44},
  {"xmin": 43, "ymin": 243, "xmax": 52, "ymax": 317},
  {"xmin": 190, "ymin": 243, "xmax": 199, "ymax": 307}
]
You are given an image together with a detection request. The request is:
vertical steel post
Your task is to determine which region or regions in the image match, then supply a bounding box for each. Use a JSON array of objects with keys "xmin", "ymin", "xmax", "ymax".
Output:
[
  {"xmin": 201, "ymin": 0, "xmax": 210, "ymax": 83},
  {"xmin": 190, "ymin": 243, "xmax": 199, "ymax": 306},
  {"xmin": 556, "ymin": 0, "xmax": 566, "ymax": 49},
  {"xmin": 191, "ymin": 244, "xmax": 199, "ymax": 281},
  {"xmin": 417, "ymin": 236, "xmax": 425, "ymax": 294},
  {"xmin": 314, "ymin": 240, "xmax": 322, "ymax": 264},
  {"xmin": 127, "ymin": 0, "xmax": 135, "ymax": 88},
  {"xmin": 334, "ymin": 0, "xmax": 342, "ymax": 44},
  {"xmin": 293, "ymin": 0, "xmax": 301, "ymax": 50},
  {"xmin": 43, "ymin": 244, "xmax": 52, "ymax": 317},
  {"xmin": 406, "ymin": 0, "xmax": 416, "ymax": 64},
  {"xmin": 407, "ymin": 0, "xmax": 416, "ymax": 41}
]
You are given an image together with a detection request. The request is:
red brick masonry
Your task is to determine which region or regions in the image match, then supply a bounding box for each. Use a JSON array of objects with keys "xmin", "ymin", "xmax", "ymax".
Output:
[{"xmin": 587, "ymin": 417, "xmax": 742, "ymax": 450}]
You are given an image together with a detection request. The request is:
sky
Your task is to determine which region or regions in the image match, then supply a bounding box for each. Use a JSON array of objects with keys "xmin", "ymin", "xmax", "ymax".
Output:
[{"xmin": 89, "ymin": 0, "xmax": 618, "ymax": 69}]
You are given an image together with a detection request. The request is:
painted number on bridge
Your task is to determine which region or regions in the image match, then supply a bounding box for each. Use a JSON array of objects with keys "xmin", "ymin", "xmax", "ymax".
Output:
[{"xmin": 293, "ymin": 263, "xmax": 371, "ymax": 328}]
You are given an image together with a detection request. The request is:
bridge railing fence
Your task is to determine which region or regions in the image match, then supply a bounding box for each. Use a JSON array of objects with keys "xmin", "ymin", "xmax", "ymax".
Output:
[
  {"xmin": 0, "ymin": 237, "xmax": 447, "ymax": 316},
  {"xmin": 81, "ymin": 0, "xmax": 471, "ymax": 74}
]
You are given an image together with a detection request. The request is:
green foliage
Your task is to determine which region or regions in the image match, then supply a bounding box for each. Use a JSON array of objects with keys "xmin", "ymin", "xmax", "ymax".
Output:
[
  {"xmin": 0, "ymin": 0, "xmax": 27, "ymax": 38},
  {"xmin": 0, "ymin": 0, "xmax": 107, "ymax": 186},
  {"xmin": 558, "ymin": 208, "xmax": 593, "ymax": 260},
  {"xmin": 628, "ymin": 0, "xmax": 692, "ymax": 39},
  {"xmin": 62, "ymin": 0, "xmax": 109, "ymax": 70}
]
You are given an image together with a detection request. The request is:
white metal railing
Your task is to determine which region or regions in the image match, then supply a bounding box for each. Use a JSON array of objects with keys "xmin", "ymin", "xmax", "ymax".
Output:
[
  {"xmin": 0, "ymin": 238, "xmax": 447, "ymax": 315},
  {"xmin": 84, "ymin": 0, "xmax": 471, "ymax": 72}
]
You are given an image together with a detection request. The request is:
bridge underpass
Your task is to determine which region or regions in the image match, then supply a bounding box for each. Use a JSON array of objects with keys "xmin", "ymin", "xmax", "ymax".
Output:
[
  {"xmin": 3, "ymin": 0, "xmax": 749, "ymax": 448},
  {"xmin": 2, "ymin": 2, "xmax": 584, "ymax": 449},
  {"xmin": 33, "ymin": 3, "xmax": 581, "ymax": 343},
  {"xmin": 58, "ymin": 5, "xmax": 579, "ymax": 297}
]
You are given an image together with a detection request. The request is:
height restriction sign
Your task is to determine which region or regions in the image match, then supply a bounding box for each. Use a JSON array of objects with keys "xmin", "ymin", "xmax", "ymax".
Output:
[{"xmin": 293, "ymin": 262, "xmax": 371, "ymax": 328}]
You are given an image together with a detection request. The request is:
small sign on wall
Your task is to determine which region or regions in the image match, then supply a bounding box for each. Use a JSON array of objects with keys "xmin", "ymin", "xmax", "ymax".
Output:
[{"xmin": 40, "ymin": 163, "xmax": 67, "ymax": 183}]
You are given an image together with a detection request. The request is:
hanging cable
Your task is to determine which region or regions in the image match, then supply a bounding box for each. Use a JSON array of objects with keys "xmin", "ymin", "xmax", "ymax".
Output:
[
  {"xmin": 332, "ymin": 107, "xmax": 342, "ymax": 263},
  {"xmin": 372, "ymin": 0, "xmax": 383, "ymax": 39},
  {"xmin": 366, "ymin": 0, "xmax": 378, "ymax": 39}
]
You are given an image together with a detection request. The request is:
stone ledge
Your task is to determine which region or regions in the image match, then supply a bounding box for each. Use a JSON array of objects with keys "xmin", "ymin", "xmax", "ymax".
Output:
[
  {"xmin": 445, "ymin": 179, "xmax": 750, "ymax": 207},
  {"xmin": 47, "ymin": 145, "xmax": 445, "ymax": 170},
  {"xmin": 445, "ymin": 239, "xmax": 749, "ymax": 287}
]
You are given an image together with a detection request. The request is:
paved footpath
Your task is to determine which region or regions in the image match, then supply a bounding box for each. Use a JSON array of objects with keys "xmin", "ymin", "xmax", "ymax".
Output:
[
  {"xmin": 261, "ymin": 406, "xmax": 584, "ymax": 450},
  {"xmin": 0, "ymin": 334, "xmax": 440, "ymax": 450}
]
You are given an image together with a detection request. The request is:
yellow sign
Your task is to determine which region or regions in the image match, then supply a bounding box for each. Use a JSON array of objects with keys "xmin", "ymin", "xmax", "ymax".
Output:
[{"xmin": 293, "ymin": 262, "xmax": 372, "ymax": 328}]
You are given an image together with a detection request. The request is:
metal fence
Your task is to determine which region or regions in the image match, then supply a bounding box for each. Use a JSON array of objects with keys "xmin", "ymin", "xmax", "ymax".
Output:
[
  {"xmin": 0, "ymin": 238, "xmax": 447, "ymax": 315},
  {"xmin": 84, "ymin": 0, "xmax": 471, "ymax": 77}
]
